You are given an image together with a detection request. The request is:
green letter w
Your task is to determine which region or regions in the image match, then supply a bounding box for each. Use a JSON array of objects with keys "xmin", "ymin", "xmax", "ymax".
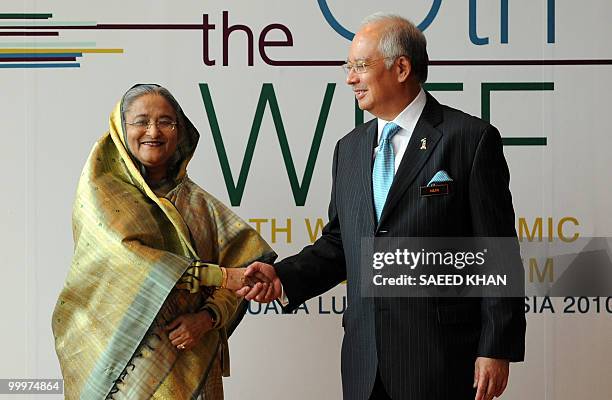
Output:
[{"xmin": 199, "ymin": 83, "xmax": 335, "ymax": 206}]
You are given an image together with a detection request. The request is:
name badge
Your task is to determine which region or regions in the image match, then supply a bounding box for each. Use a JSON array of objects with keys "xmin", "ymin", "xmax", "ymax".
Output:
[{"xmin": 420, "ymin": 183, "xmax": 449, "ymax": 197}]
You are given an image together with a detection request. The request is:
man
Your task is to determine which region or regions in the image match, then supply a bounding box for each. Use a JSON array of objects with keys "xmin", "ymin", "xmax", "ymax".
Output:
[{"xmin": 238, "ymin": 13, "xmax": 525, "ymax": 400}]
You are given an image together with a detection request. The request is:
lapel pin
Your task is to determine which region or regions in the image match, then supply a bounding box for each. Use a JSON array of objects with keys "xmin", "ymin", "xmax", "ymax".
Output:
[{"xmin": 420, "ymin": 138, "xmax": 427, "ymax": 150}]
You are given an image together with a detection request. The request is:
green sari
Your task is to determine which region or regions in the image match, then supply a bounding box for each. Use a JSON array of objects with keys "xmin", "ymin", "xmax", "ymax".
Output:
[{"xmin": 52, "ymin": 87, "xmax": 274, "ymax": 399}]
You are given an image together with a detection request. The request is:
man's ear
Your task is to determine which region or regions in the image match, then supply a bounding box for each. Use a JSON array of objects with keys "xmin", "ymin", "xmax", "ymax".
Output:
[{"xmin": 396, "ymin": 56, "xmax": 412, "ymax": 83}]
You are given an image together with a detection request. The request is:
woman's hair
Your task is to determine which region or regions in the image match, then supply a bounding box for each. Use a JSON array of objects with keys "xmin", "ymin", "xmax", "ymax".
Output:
[
  {"xmin": 121, "ymin": 84, "xmax": 182, "ymax": 120},
  {"xmin": 120, "ymin": 84, "xmax": 187, "ymax": 181}
]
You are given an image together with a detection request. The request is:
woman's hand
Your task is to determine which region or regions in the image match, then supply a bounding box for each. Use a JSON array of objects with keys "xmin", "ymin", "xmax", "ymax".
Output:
[
  {"xmin": 165, "ymin": 311, "xmax": 214, "ymax": 351},
  {"xmin": 223, "ymin": 267, "xmax": 270, "ymax": 290}
]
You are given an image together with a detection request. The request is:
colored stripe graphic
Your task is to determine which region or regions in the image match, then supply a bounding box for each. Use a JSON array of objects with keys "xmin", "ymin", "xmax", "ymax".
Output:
[
  {"xmin": 0, "ymin": 63, "xmax": 79, "ymax": 68},
  {"xmin": 262, "ymin": 58, "xmax": 612, "ymax": 68},
  {"xmin": 430, "ymin": 59, "xmax": 612, "ymax": 66},
  {"xmin": 0, "ymin": 11, "xmax": 98, "ymax": 68},
  {"xmin": 0, "ymin": 31, "xmax": 58, "ymax": 36},
  {"xmin": 0, "ymin": 48, "xmax": 121, "ymax": 53},
  {"xmin": 0, "ymin": 56, "xmax": 76, "ymax": 62},
  {"xmin": 0, "ymin": 13, "xmax": 52, "ymax": 19},
  {"xmin": 0, "ymin": 41, "xmax": 95, "ymax": 47},
  {"xmin": 0, "ymin": 23, "xmax": 202, "ymax": 29},
  {"xmin": 0, "ymin": 21, "xmax": 96, "ymax": 27},
  {"xmin": 0, "ymin": 11, "xmax": 119, "ymax": 70},
  {"xmin": 0, "ymin": 4, "xmax": 123, "ymax": 69},
  {"xmin": 0, "ymin": 14, "xmax": 608, "ymax": 67},
  {"xmin": 0, "ymin": 53, "xmax": 81, "ymax": 57},
  {"xmin": 0, "ymin": 19, "xmax": 607, "ymax": 67},
  {"xmin": 0, "ymin": 53, "xmax": 81, "ymax": 63}
]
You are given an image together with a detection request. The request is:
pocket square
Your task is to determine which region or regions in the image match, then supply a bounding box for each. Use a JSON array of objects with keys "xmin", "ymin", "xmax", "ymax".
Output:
[{"xmin": 427, "ymin": 170, "xmax": 453, "ymax": 186}]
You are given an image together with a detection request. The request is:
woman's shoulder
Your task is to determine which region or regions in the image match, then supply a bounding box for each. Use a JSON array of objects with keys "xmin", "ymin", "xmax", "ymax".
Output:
[{"xmin": 180, "ymin": 177, "xmax": 231, "ymax": 215}]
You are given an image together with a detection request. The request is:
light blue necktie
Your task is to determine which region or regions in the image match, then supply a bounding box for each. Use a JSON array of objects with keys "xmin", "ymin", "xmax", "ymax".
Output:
[{"xmin": 373, "ymin": 122, "xmax": 401, "ymax": 223}]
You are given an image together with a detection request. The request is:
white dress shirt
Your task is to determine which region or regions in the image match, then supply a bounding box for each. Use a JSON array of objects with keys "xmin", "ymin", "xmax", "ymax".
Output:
[{"xmin": 373, "ymin": 88, "xmax": 427, "ymax": 172}]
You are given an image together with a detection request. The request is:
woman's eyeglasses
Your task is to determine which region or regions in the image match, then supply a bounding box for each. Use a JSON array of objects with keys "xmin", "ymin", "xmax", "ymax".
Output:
[{"xmin": 126, "ymin": 120, "xmax": 177, "ymax": 132}]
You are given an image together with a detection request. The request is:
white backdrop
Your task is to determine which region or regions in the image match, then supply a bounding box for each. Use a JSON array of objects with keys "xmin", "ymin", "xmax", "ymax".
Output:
[{"xmin": 2, "ymin": 1, "xmax": 612, "ymax": 399}]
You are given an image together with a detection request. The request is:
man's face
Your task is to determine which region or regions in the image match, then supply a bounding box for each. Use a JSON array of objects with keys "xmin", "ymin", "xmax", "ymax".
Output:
[{"xmin": 346, "ymin": 23, "xmax": 404, "ymax": 120}]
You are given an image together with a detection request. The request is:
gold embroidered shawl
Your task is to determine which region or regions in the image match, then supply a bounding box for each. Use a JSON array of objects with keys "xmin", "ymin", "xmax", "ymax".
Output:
[{"xmin": 52, "ymin": 86, "xmax": 274, "ymax": 399}]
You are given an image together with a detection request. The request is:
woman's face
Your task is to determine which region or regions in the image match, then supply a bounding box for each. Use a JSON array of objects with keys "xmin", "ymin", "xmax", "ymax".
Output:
[{"xmin": 125, "ymin": 93, "xmax": 178, "ymax": 181}]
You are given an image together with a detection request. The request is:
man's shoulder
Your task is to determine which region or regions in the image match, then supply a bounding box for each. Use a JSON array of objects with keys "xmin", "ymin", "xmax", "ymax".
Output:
[
  {"xmin": 435, "ymin": 98, "xmax": 492, "ymax": 133},
  {"xmin": 432, "ymin": 99, "xmax": 504, "ymax": 156}
]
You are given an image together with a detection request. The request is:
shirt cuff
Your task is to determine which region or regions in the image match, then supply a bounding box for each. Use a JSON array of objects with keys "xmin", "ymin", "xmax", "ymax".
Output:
[{"xmin": 278, "ymin": 283, "xmax": 289, "ymax": 307}]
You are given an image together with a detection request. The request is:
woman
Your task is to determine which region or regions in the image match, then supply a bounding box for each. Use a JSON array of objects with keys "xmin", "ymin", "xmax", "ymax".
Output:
[{"xmin": 52, "ymin": 84, "xmax": 275, "ymax": 399}]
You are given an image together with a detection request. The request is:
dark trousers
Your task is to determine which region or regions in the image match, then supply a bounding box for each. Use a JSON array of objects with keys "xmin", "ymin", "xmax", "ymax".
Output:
[{"xmin": 369, "ymin": 370, "xmax": 392, "ymax": 400}]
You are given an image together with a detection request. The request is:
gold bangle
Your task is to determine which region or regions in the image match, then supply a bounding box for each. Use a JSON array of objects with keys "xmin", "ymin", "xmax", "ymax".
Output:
[{"xmin": 220, "ymin": 267, "xmax": 228, "ymax": 288}]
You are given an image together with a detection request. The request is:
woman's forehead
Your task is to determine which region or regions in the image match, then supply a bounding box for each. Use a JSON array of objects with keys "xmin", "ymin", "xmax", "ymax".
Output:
[{"xmin": 127, "ymin": 94, "xmax": 176, "ymax": 115}]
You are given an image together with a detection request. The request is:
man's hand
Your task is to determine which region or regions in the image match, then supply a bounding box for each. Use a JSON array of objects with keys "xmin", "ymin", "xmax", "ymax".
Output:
[
  {"xmin": 165, "ymin": 311, "xmax": 214, "ymax": 351},
  {"xmin": 474, "ymin": 357, "xmax": 509, "ymax": 400},
  {"xmin": 235, "ymin": 262, "xmax": 282, "ymax": 302}
]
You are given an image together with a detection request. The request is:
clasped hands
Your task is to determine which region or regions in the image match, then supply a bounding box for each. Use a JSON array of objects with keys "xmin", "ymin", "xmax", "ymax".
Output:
[
  {"xmin": 166, "ymin": 263, "xmax": 278, "ymax": 351},
  {"xmin": 222, "ymin": 262, "xmax": 281, "ymax": 302}
]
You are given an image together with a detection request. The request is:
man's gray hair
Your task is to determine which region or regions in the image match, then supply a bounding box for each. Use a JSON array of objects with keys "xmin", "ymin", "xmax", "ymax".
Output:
[{"xmin": 361, "ymin": 12, "xmax": 429, "ymax": 84}]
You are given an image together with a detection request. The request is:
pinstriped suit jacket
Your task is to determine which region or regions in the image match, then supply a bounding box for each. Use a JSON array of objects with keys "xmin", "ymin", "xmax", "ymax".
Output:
[{"xmin": 275, "ymin": 93, "xmax": 526, "ymax": 400}]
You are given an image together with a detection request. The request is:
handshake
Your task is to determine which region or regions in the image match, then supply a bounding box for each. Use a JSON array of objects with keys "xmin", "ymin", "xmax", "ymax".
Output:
[{"xmin": 222, "ymin": 262, "xmax": 282, "ymax": 303}]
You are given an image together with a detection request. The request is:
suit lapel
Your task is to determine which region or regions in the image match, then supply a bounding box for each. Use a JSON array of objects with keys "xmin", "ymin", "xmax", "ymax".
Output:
[
  {"xmin": 378, "ymin": 93, "xmax": 443, "ymax": 228},
  {"xmin": 358, "ymin": 119, "xmax": 378, "ymax": 230}
]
